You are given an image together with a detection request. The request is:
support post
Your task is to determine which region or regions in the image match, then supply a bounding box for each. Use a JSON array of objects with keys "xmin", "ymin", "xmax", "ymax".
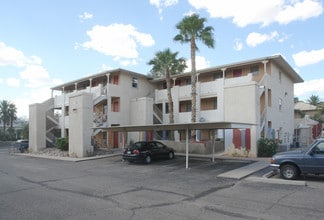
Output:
[
  {"xmin": 212, "ymin": 130, "xmax": 215, "ymax": 163},
  {"xmin": 186, "ymin": 128, "xmax": 189, "ymax": 169}
]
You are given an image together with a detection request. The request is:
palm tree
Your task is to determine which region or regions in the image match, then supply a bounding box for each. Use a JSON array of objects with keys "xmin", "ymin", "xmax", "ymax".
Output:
[
  {"xmin": 148, "ymin": 48, "xmax": 186, "ymax": 125},
  {"xmin": 174, "ymin": 13, "xmax": 215, "ymax": 123},
  {"xmin": 0, "ymin": 100, "xmax": 10, "ymax": 138},
  {"xmin": 307, "ymin": 95, "xmax": 321, "ymax": 106},
  {"xmin": 8, "ymin": 103, "xmax": 17, "ymax": 128}
]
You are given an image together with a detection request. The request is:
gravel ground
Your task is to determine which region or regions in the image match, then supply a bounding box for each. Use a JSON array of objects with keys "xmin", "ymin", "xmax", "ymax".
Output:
[{"xmin": 28, "ymin": 147, "xmax": 115, "ymax": 158}]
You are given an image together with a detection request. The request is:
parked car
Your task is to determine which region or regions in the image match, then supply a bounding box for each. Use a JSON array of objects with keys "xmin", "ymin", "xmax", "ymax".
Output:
[
  {"xmin": 270, "ymin": 138, "xmax": 324, "ymax": 180},
  {"xmin": 122, "ymin": 141, "xmax": 175, "ymax": 164},
  {"xmin": 14, "ymin": 139, "xmax": 29, "ymax": 153}
]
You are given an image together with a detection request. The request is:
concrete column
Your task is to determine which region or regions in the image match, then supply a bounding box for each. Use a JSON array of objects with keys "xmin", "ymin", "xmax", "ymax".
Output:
[
  {"xmin": 262, "ymin": 60, "xmax": 269, "ymax": 138},
  {"xmin": 61, "ymin": 87, "xmax": 66, "ymax": 138},
  {"xmin": 29, "ymin": 103, "xmax": 46, "ymax": 152},
  {"xmin": 68, "ymin": 93, "xmax": 93, "ymax": 157}
]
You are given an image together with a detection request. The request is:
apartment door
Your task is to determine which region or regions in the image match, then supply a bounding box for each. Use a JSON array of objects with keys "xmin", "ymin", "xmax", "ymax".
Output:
[{"xmin": 113, "ymin": 132, "xmax": 119, "ymax": 148}]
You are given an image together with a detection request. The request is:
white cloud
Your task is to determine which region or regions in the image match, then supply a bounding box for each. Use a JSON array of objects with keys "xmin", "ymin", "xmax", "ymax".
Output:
[
  {"xmin": 189, "ymin": 0, "xmax": 323, "ymax": 27},
  {"xmin": 150, "ymin": 0, "xmax": 178, "ymax": 19},
  {"xmin": 233, "ymin": 39, "xmax": 243, "ymax": 51},
  {"xmin": 293, "ymin": 48, "xmax": 324, "ymax": 67},
  {"xmin": 79, "ymin": 12, "xmax": 93, "ymax": 22},
  {"xmin": 185, "ymin": 55, "xmax": 210, "ymax": 72},
  {"xmin": 100, "ymin": 64, "xmax": 114, "ymax": 71},
  {"xmin": 0, "ymin": 42, "xmax": 30, "ymax": 67},
  {"xmin": 0, "ymin": 42, "xmax": 62, "ymax": 118},
  {"xmin": 276, "ymin": 0, "xmax": 323, "ymax": 25},
  {"xmin": 246, "ymin": 31, "xmax": 279, "ymax": 47},
  {"xmin": 80, "ymin": 24, "xmax": 155, "ymax": 64},
  {"xmin": 294, "ymin": 79, "xmax": 324, "ymax": 100},
  {"xmin": 20, "ymin": 65, "xmax": 51, "ymax": 88},
  {"xmin": 6, "ymin": 78, "xmax": 20, "ymax": 87}
]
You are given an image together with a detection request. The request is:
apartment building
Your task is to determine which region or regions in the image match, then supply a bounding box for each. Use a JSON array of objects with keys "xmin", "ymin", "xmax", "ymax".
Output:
[
  {"xmin": 29, "ymin": 55, "xmax": 303, "ymax": 157},
  {"xmin": 152, "ymin": 55, "xmax": 303, "ymax": 156},
  {"xmin": 29, "ymin": 69, "xmax": 156, "ymax": 157}
]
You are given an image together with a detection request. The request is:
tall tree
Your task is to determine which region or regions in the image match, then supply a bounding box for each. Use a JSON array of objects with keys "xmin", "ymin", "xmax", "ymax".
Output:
[
  {"xmin": 148, "ymin": 48, "xmax": 186, "ymax": 124},
  {"xmin": 8, "ymin": 103, "xmax": 17, "ymax": 128},
  {"xmin": 307, "ymin": 94, "xmax": 321, "ymax": 106},
  {"xmin": 174, "ymin": 13, "xmax": 215, "ymax": 123},
  {"xmin": 0, "ymin": 100, "xmax": 11, "ymax": 138}
]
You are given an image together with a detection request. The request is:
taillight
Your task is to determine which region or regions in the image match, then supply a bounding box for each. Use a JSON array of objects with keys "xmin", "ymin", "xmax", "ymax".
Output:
[{"xmin": 132, "ymin": 149, "xmax": 140, "ymax": 155}]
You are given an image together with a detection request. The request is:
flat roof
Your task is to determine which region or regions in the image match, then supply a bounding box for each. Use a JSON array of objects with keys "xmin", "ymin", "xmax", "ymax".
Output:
[{"xmin": 95, "ymin": 122, "xmax": 254, "ymax": 132}]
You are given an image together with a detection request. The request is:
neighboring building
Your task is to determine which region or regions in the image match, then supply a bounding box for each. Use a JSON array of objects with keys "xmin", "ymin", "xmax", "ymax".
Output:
[
  {"xmin": 294, "ymin": 101, "xmax": 318, "ymax": 118},
  {"xmin": 29, "ymin": 55, "xmax": 303, "ymax": 157},
  {"xmin": 294, "ymin": 101, "xmax": 323, "ymax": 147}
]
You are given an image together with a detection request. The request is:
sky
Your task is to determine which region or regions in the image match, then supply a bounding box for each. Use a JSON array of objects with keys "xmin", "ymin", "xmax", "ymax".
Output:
[{"xmin": 0, "ymin": 0, "xmax": 324, "ymax": 118}]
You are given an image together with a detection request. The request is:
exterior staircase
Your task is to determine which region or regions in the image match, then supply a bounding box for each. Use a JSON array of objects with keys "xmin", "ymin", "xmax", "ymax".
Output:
[{"xmin": 43, "ymin": 98, "xmax": 59, "ymax": 147}]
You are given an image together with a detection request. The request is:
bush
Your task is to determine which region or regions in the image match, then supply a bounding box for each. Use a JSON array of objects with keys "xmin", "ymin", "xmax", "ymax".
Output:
[
  {"xmin": 56, "ymin": 137, "xmax": 69, "ymax": 151},
  {"xmin": 257, "ymin": 138, "xmax": 278, "ymax": 157}
]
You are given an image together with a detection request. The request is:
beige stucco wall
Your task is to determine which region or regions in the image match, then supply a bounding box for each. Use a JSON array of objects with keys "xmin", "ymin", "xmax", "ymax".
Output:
[
  {"xmin": 29, "ymin": 103, "xmax": 46, "ymax": 152},
  {"xmin": 68, "ymin": 93, "xmax": 93, "ymax": 157}
]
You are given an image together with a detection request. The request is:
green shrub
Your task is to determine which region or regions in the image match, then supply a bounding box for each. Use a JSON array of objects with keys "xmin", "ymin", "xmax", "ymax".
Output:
[
  {"xmin": 56, "ymin": 137, "xmax": 69, "ymax": 151},
  {"xmin": 257, "ymin": 138, "xmax": 278, "ymax": 157}
]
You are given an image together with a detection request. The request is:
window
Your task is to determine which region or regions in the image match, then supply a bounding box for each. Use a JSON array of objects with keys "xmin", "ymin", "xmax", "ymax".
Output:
[
  {"xmin": 175, "ymin": 79, "xmax": 181, "ymax": 86},
  {"xmin": 279, "ymin": 98, "xmax": 282, "ymax": 111},
  {"xmin": 233, "ymin": 69, "xmax": 242, "ymax": 77},
  {"xmin": 112, "ymin": 97, "xmax": 120, "ymax": 112},
  {"xmin": 185, "ymin": 78, "xmax": 191, "ymax": 85},
  {"xmin": 201, "ymin": 97, "xmax": 217, "ymax": 110},
  {"xmin": 112, "ymin": 75, "xmax": 119, "ymax": 85},
  {"xmin": 132, "ymin": 77, "xmax": 138, "ymax": 88},
  {"xmin": 268, "ymin": 89, "xmax": 272, "ymax": 107},
  {"xmin": 179, "ymin": 100, "xmax": 191, "ymax": 112},
  {"xmin": 314, "ymin": 142, "xmax": 324, "ymax": 154},
  {"xmin": 155, "ymin": 141, "xmax": 165, "ymax": 149},
  {"xmin": 213, "ymin": 72, "xmax": 222, "ymax": 80},
  {"xmin": 250, "ymin": 65, "xmax": 259, "ymax": 75},
  {"xmin": 165, "ymin": 103, "xmax": 169, "ymax": 114}
]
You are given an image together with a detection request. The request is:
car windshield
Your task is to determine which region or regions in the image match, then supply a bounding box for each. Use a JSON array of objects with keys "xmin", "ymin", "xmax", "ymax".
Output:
[
  {"xmin": 302, "ymin": 140, "xmax": 320, "ymax": 153},
  {"xmin": 131, "ymin": 142, "xmax": 146, "ymax": 150}
]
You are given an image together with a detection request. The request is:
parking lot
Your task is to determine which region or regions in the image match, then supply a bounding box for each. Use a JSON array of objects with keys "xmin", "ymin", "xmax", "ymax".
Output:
[
  {"xmin": 119, "ymin": 155, "xmax": 254, "ymax": 174},
  {"xmin": 1, "ymin": 146, "xmax": 324, "ymax": 220}
]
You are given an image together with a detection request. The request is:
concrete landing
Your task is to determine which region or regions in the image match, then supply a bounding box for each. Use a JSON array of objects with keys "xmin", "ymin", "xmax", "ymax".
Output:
[{"xmin": 218, "ymin": 160, "xmax": 269, "ymax": 179}]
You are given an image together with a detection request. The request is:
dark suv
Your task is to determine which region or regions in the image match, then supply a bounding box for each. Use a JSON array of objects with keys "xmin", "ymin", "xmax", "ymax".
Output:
[
  {"xmin": 122, "ymin": 141, "xmax": 175, "ymax": 164},
  {"xmin": 14, "ymin": 139, "xmax": 29, "ymax": 153},
  {"xmin": 270, "ymin": 138, "xmax": 324, "ymax": 180}
]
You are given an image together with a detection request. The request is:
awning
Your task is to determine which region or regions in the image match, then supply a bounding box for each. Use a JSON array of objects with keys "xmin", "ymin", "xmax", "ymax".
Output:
[
  {"xmin": 94, "ymin": 121, "xmax": 254, "ymax": 169},
  {"xmin": 94, "ymin": 121, "xmax": 254, "ymax": 132}
]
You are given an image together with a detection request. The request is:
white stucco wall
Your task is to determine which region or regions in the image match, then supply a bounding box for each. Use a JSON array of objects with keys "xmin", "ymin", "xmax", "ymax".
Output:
[
  {"xmin": 224, "ymin": 82, "xmax": 258, "ymax": 124},
  {"xmin": 266, "ymin": 63, "xmax": 295, "ymax": 144}
]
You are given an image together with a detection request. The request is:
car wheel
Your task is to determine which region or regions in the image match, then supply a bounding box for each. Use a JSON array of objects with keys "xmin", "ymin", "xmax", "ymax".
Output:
[
  {"xmin": 145, "ymin": 155, "xmax": 152, "ymax": 164},
  {"xmin": 280, "ymin": 164, "xmax": 298, "ymax": 180},
  {"xmin": 168, "ymin": 151, "xmax": 174, "ymax": 159}
]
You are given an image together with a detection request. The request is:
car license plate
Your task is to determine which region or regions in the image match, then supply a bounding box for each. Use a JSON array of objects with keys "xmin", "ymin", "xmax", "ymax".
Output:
[{"xmin": 127, "ymin": 151, "xmax": 131, "ymax": 154}]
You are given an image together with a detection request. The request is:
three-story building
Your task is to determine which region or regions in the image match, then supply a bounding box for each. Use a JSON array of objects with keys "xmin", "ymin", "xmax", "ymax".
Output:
[{"xmin": 29, "ymin": 55, "xmax": 303, "ymax": 157}]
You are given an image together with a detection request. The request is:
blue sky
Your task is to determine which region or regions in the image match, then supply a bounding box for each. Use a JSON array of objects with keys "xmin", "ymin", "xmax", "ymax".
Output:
[{"xmin": 1, "ymin": 0, "xmax": 324, "ymax": 118}]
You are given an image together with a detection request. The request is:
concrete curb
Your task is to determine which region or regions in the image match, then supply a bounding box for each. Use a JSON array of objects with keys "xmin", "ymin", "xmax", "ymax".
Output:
[
  {"xmin": 15, "ymin": 152, "xmax": 121, "ymax": 162},
  {"xmin": 245, "ymin": 176, "xmax": 306, "ymax": 186}
]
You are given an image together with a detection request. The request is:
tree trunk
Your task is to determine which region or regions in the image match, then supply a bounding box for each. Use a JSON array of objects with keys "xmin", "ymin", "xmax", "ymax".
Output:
[
  {"xmin": 166, "ymin": 70, "xmax": 174, "ymax": 140},
  {"xmin": 190, "ymin": 38, "xmax": 197, "ymax": 123}
]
